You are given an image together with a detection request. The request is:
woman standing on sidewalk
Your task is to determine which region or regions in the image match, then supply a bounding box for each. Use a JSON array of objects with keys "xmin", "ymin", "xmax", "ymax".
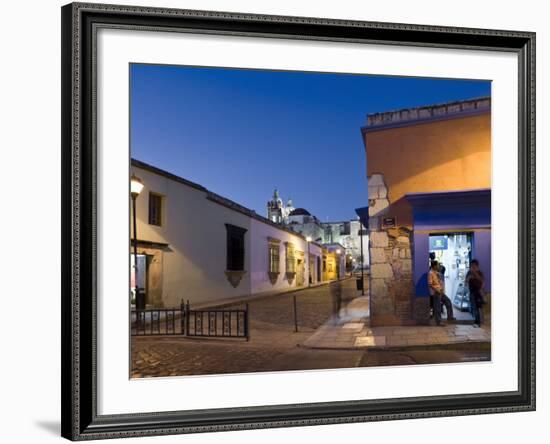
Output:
[{"xmin": 466, "ymin": 259, "xmax": 485, "ymax": 327}]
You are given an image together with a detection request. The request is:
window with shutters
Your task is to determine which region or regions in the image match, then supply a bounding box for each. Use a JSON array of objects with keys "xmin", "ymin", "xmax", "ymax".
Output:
[
  {"xmin": 148, "ymin": 192, "xmax": 163, "ymax": 226},
  {"xmin": 268, "ymin": 238, "xmax": 280, "ymax": 274},
  {"xmin": 267, "ymin": 237, "xmax": 281, "ymax": 285},
  {"xmin": 340, "ymin": 222, "xmax": 350, "ymax": 235},
  {"xmin": 225, "ymin": 224, "xmax": 247, "ymax": 271},
  {"xmin": 285, "ymin": 242, "xmax": 296, "ymax": 273}
]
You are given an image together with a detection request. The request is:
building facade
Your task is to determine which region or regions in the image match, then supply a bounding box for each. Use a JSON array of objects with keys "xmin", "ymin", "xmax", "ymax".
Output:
[
  {"xmin": 130, "ymin": 160, "xmax": 345, "ymax": 308},
  {"xmin": 266, "ymin": 191, "xmax": 369, "ymax": 271},
  {"xmin": 362, "ymin": 97, "xmax": 492, "ymax": 325},
  {"xmin": 322, "ymin": 220, "xmax": 368, "ymax": 271}
]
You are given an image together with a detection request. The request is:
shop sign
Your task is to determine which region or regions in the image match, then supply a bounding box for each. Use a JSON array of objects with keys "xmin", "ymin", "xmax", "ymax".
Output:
[
  {"xmin": 430, "ymin": 235, "xmax": 448, "ymax": 250},
  {"xmin": 381, "ymin": 216, "xmax": 396, "ymax": 229}
]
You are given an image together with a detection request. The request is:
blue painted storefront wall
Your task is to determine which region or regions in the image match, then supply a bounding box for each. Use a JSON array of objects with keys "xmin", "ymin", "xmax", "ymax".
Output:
[
  {"xmin": 408, "ymin": 190, "xmax": 491, "ymax": 298},
  {"xmin": 411, "ymin": 198, "xmax": 490, "ymax": 232},
  {"xmin": 413, "ymin": 233, "xmax": 431, "ymax": 297},
  {"xmin": 471, "ymin": 230, "xmax": 491, "ymax": 292}
]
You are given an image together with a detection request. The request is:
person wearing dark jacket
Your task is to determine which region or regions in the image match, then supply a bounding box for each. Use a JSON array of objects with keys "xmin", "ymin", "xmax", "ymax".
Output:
[{"xmin": 466, "ymin": 259, "xmax": 485, "ymax": 327}]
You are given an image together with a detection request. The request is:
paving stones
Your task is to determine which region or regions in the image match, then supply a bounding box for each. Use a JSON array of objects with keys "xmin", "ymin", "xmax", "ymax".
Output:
[
  {"xmin": 131, "ymin": 277, "xmax": 490, "ymax": 378},
  {"xmin": 342, "ymin": 322, "xmax": 365, "ymax": 331},
  {"xmin": 354, "ymin": 336, "xmax": 386, "ymax": 347},
  {"xmin": 302, "ymin": 315, "xmax": 491, "ymax": 351},
  {"xmin": 132, "ymin": 277, "xmax": 364, "ymax": 377}
]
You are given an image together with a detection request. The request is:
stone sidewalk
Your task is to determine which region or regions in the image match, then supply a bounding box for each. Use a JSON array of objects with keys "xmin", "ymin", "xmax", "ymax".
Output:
[{"xmin": 301, "ymin": 296, "xmax": 491, "ymax": 351}]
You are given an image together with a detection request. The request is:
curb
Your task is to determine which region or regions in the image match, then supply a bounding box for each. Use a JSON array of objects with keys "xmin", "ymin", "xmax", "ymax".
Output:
[{"xmin": 298, "ymin": 340, "xmax": 490, "ymax": 352}]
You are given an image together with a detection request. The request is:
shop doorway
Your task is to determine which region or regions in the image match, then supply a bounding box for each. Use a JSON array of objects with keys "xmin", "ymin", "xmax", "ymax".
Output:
[
  {"xmin": 130, "ymin": 253, "xmax": 148, "ymax": 304},
  {"xmin": 429, "ymin": 233, "xmax": 473, "ymax": 319}
]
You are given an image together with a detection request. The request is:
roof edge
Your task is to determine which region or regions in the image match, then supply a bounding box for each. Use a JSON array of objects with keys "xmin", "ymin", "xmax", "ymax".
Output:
[
  {"xmin": 364, "ymin": 96, "xmax": 491, "ymax": 133},
  {"xmin": 131, "ymin": 158, "xmax": 326, "ymax": 247}
]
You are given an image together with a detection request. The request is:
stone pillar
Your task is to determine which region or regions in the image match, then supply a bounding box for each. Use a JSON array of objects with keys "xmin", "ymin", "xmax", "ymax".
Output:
[
  {"xmin": 367, "ymin": 174, "xmax": 389, "ymax": 232},
  {"xmin": 368, "ymin": 174, "xmax": 415, "ymax": 325}
]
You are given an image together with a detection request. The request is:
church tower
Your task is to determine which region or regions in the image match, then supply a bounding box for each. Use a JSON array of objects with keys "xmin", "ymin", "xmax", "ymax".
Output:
[
  {"xmin": 267, "ymin": 189, "xmax": 294, "ymax": 224},
  {"xmin": 267, "ymin": 188, "xmax": 284, "ymax": 224}
]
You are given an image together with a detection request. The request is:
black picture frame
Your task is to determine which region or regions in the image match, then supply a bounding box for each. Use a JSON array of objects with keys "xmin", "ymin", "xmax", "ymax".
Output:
[{"xmin": 61, "ymin": 2, "xmax": 536, "ymax": 440}]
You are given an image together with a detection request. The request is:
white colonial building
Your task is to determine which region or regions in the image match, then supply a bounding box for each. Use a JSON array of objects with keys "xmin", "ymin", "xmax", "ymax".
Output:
[
  {"xmin": 130, "ymin": 160, "xmax": 346, "ymax": 308},
  {"xmin": 266, "ymin": 190, "xmax": 369, "ymax": 271}
]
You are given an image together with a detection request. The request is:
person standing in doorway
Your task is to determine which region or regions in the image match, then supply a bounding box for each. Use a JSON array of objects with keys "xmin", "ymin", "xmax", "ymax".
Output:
[
  {"xmin": 439, "ymin": 264, "xmax": 456, "ymax": 321},
  {"xmin": 466, "ymin": 259, "xmax": 485, "ymax": 327},
  {"xmin": 428, "ymin": 261, "xmax": 444, "ymax": 326},
  {"xmin": 428, "ymin": 252, "xmax": 437, "ymax": 317}
]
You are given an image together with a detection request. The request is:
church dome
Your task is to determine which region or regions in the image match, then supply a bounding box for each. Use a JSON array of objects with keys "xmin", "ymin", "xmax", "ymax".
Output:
[{"xmin": 289, "ymin": 208, "xmax": 311, "ymax": 216}]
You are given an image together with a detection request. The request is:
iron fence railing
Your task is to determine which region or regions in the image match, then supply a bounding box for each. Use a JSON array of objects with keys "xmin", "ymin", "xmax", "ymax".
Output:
[{"xmin": 131, "ymin": 300, "xmax": 249, "ymax": 340}]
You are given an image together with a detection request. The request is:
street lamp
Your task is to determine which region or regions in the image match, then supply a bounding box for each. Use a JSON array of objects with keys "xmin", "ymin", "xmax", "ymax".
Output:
[
  {"xmin": 306, "ymin": 236, "xmax": 312, "ymax": 286},
  {"xmin": 130, "ymin": 174, "xmax": 144, "ymax": 309}
]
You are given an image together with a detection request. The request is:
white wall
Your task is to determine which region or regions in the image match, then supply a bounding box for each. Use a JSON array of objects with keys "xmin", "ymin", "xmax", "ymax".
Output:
[
  {"xmin": 132, "ymin": 164, "xmax": 326, "ymax": 306},
  {"xmin": 288, "ymin": 220, "xmax": 325, "ymax": 243},
  {"xmin": 0, "ymin": 1, "xmax": 546, "ymax": 444},
  {"xmin": 132, "ymin": 165, "xmax": 252, "ymax": 306},
  {"xmin": 250, "ymin": 217, "xmax": 323, "ymax": 293}
]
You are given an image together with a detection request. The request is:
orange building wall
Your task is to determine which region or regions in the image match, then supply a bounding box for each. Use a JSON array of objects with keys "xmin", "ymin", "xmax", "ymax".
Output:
[{"xmin": 365, "ymin": 113, "xmax": 491, "ymax": 204}]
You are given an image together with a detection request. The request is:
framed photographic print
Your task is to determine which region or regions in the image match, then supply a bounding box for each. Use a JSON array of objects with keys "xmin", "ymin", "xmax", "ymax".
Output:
[{"xmin": 61, "ymin": 2, "xmax": 536, "ymax": 440}]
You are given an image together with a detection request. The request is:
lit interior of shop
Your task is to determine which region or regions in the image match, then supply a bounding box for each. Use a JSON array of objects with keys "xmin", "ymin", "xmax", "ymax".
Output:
[{"xmin": 429, "ymin": 233, "xmax": 474, "ymax": 321}]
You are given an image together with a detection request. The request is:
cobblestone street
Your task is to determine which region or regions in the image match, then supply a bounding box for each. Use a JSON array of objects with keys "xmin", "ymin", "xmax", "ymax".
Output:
[
  {"xmin": 132, "ymin": 278, "xmax": 361, "ymax": 377},
  {"xmin": 222, "ymin": 277, "xmax": 359, "ymax": 330},
  {"xmin": 131, "ymin": 278, "xmax": 490, "ymax": 378}
]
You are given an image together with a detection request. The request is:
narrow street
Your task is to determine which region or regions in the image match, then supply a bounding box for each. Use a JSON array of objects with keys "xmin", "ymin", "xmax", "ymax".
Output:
[
  {"xmin": 224, "ymin": 276, "xmax": 359, "ymax": 331},
  {"xmin": 131, "ymin": 278, "xmax": 489, "ymax": 378},
  {"xmin": 132, "ymin": 278, "xmax": 360, "ymax": 377}
]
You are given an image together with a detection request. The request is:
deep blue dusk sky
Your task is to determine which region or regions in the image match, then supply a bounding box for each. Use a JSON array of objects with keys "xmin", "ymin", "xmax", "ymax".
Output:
[{"xmin": 130, "ymin": 64, "xmax": 490, "ymax": 221}]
